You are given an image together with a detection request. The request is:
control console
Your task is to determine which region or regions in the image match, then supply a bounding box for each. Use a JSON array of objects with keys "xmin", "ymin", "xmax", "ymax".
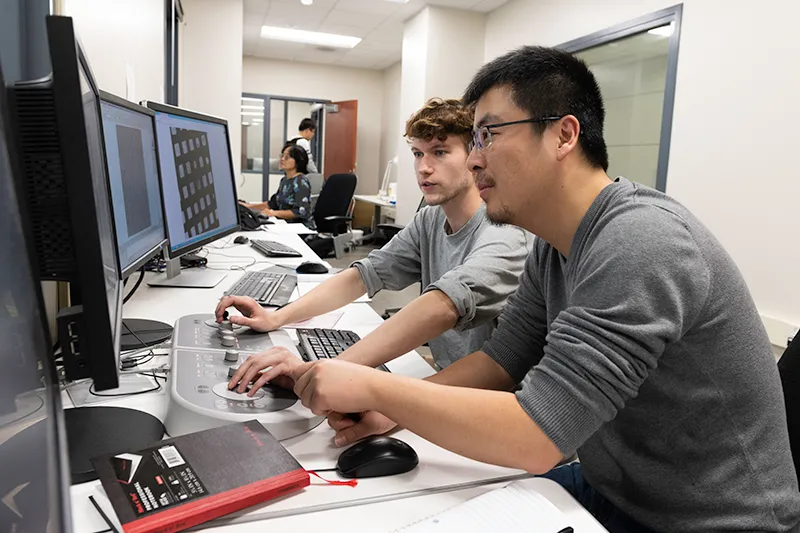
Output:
[{"xmin": 164, "ymin": 314, "xmax": 324, "ymax": 440}]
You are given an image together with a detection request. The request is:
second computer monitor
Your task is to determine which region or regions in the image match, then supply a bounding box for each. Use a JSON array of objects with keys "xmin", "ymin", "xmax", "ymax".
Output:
[
  {"xmin": 148, "ymin": 102, "xmax": 239, "ymax": 257},
  {"xmin": 99, "ymin": 92, "xmax": 167, "ymax": 278}
]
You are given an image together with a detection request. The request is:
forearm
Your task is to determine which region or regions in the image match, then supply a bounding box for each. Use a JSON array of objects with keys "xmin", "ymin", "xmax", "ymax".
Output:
[
  {"xmin": 425, "ymin": 351, "xmax": 517, "ymax": 391},
  {"xmin": 244, "ymin": 201, "xmax": 270, "ymax": 212},
  {"xmin": 339, "ymin": 290, "xmax": 458, "ymax": 368},
  {"xmin": 370, "ymin": 373, "xmax": 562, "ymax": 473},
  {"xmin": 273, "ymin": 268, "xmax": 366, "ymax": 326},
  {"xmin": 272, "ymin": 209, "xmax": 296, "ymax": 220}
]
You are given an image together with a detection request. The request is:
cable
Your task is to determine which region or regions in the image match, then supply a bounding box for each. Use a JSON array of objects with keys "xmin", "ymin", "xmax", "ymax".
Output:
[{"xmin": 122, "ymin": 268, "xmax": 145, "ymax": 304}]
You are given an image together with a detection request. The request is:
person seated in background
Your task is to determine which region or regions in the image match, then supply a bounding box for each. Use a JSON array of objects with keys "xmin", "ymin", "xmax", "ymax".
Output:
[
  {"xmin": 220, "ymin": 97, "xmax": 531, "ymax": 424},
  {"xmin": 258, "ymin": 47, "xmax": 800, "ymax": 533},
  {"xmin": 289, "ymin": 118, "xmax": 318, "ymax": 174},
  {"xmin": 240, "ymin": 144, "xmax": 312, "ymax": 224}
]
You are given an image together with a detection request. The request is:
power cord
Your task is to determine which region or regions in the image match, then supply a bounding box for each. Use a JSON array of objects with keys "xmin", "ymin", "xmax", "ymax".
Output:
[{"xmin": 122, "ymin": 268, "xmax": 145, "ymax": 304}]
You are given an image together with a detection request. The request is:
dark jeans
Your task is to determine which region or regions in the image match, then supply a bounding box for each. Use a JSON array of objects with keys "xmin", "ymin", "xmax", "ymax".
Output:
[{"xmin": 542, "ymin": 463, "xmax": 656, "ymax": 533}]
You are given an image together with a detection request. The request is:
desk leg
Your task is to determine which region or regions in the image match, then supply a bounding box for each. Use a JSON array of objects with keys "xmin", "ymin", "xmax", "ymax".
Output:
[{"xmin": 362, "ymin": 204, "xmax": 382, "ymax": 244}]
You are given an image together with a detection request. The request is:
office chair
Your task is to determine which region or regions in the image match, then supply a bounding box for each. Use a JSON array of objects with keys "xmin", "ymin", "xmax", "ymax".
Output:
[
  {"xmin": 304, "ymin": 173, "xmax": 358, "ymax": 259},
  {"xmin": 377, "ymin": 196, "xmax": 426, "ymax": 244},
  {"xmin": 306, "ymin": 172, "xmax": 324, "ymax": 211},
  {"xmin": 778, "ymin": 333, "xmax": 800, "ymax": 483}
]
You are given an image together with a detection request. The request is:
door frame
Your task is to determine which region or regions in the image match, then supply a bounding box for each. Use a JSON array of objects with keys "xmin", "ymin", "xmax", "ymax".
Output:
[
  {"xmin": 558, "ymin": 4, "xmax": 683, "ymax": 192},
  {"xmin": 241, "ymin": 92, "xmax": 330, "ymax": 200}
]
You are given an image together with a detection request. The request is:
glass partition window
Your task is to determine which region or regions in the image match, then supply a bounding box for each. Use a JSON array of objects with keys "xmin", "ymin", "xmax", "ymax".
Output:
[
  {"xmin": 241, "ymin": 97, "xmax": 264, "ymax": 172},
  {"xmin": 576, "ymin": 26, "xmax": 671, "ymax": 189}
]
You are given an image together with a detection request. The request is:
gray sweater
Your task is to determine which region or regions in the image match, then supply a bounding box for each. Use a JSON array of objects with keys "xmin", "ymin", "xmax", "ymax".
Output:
[
  {"xmin": 484, "ymin": 179, "xmax": 800, "ymax": 531},
  {"xmin": 354, "ymin": 204, "xmax": 530, "ymax": 369}
]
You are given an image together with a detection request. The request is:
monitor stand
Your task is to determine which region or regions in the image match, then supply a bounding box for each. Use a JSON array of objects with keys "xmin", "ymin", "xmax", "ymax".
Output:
[
  {"xmin": 64, "ymin": 406, "xmax": 165, "ymax": 484},
  {"xmin": 121, "ymin": 318, "xmax": 173, "ymax": 351},
  {"xmin": 147, "ymin": 258, "xmax": 227, "ymax": 288}
]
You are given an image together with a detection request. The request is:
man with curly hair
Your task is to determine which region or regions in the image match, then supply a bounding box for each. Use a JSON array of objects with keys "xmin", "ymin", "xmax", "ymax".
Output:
[{"xmin": 219, "ymin": 98, "xmax": 531, "ymax": 441}]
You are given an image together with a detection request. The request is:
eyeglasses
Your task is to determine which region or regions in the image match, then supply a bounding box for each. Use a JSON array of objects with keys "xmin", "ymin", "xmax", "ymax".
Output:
[{"xmin": 469, "ymin": 116, "xmax": 564, "ymax": 152}]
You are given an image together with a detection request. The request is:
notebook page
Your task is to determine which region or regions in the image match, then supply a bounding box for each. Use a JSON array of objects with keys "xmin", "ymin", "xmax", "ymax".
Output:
[{"xmin": 394, "ymin": 481, "xmax": 570, "ymax": 532}]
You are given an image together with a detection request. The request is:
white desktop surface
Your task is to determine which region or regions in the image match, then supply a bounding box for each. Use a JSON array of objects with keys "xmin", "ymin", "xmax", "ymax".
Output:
[
  {"xmin": 353, "ymin": 194, "xmax": 395, "ymax": 208},
  {"xmin": 67, "ymin": 230, "xmax": 604, "ymax": 532}
]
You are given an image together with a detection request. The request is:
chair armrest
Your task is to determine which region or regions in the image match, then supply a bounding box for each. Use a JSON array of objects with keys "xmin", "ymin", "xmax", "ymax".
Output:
[
  {"xmin": 323, "ymin": 215, "xmax": 353, "ymax": 236},
  {"xmin": 324, "ymin": 216, "xmax": 353, "ymax": 223}
]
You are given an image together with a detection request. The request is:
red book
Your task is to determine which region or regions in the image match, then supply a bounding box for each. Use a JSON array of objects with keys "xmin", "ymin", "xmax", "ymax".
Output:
[{"xmin": 91, "ymin": 420, "xmax": 309, "ymax": 533}]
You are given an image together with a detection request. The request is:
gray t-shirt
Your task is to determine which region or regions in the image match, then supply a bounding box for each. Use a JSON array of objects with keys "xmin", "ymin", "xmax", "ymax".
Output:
[
  {"xmin": 354, "ymin": 204, "xmax": 530, "ymax": 369},
  {"xmin": 484, "ymin": 178, "xmax": 800, "ymax": 531}
]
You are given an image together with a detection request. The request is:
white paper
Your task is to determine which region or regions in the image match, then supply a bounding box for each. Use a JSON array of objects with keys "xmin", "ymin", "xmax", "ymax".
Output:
[
  {"xmin": 90, "ymin": 486, "xmax": 123, "ymax": 531},
  {"xmin": 394, "ymin": 480, "xmax": 570, "ymax": 532}
]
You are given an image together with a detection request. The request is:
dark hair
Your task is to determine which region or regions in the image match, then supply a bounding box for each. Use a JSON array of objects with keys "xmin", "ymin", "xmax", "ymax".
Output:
[
  {"xmin": 298, "ymin": 118, "xmax": 316, "ymax": 132},
  {"xmin": 283, "ymin": 144, "xmax": 309, "ymax": 174},
  {"xmin": 463, "ymin": 46, "xmax": 608, "ymax": 171},
  {"xmin": 404, "ymin": 97, "xmax": 474, "ymax": 150}
]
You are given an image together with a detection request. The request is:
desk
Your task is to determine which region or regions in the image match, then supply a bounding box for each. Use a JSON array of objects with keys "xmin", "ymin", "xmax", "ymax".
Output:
[
  {"xmin": 353, "ymin": 194, "xmax": 395, "ymax": 243},
  {"xmin": 67, "ymin": 230, "xmax": 605, "ymax": 532}
]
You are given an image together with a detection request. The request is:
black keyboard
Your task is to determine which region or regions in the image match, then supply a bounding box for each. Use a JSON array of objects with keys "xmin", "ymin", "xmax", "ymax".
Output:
[
  {"xmin": 250, "ymin": 239, "xmax": 302, "ymax": 257},
  {"xmin": 224, "ymin": 268, "xmax": 297, "ymax": 307},
  {"xmin": 296, "ymin": 328, "xmax": 389, "ymax": 372}
]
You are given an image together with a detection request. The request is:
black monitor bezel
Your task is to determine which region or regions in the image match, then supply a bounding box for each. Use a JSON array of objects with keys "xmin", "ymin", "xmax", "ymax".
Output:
[
  {"xmin": 50, "ymin": 15, "xmax": 122, "ymax": 388},
  {"xmin": 98, "ymin": 90, "xmax": 168, "ymax": 279},
  {"xmin": 143, "ymin": 100, "xmax": 241, "ymax": 259},
  {"xmin": 0, "ymin": 56, "xmax": 73, "ymax": 533}
]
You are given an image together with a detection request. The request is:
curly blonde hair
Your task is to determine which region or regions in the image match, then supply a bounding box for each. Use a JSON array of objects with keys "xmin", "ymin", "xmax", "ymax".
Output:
[{"xmin": 404, "ymin": 98, "xmax": 474, "ymax": 150}]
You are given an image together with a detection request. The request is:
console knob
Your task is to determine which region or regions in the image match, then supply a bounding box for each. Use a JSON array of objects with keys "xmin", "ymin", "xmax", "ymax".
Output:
[
  {"xmin": 224, "ymin": 349, "xmax": 239, "ymax": 363},
  {"xmin": 221, "ymin": 335, "xmax": 235, "ymax": 347}
]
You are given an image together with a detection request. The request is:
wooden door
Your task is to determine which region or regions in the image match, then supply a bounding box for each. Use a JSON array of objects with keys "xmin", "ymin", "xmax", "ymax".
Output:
[{"xmin": 323, "ymin": 100, "xmax": 358, "ymax": 176}]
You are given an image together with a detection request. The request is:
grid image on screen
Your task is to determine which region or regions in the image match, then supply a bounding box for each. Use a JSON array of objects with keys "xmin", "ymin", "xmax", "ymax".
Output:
[
  {"xmin": 79, "ymin": 66, "xmax": 121, "ymax": 346},
  {"xmin": 171, "ymin": 127, "xmax": 220, "ymax": 239},
  {"xmin": 153, "ymin": 111, "xmax": 237, "ymax": 255},
  {"xmin": 100, "ymin": 99, "xmax": 165, "ymax": 274}
]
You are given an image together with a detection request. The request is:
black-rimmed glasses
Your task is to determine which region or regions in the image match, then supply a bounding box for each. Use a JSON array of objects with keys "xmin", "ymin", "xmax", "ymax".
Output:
[{"xmin": 469, "ymin": 116, "xmax": 564, "ymax": 152}]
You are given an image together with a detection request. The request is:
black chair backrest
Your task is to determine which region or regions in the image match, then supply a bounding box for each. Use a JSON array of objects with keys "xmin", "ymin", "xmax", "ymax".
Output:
[
  {"xmin": 313, "ymin": 173, "xmax": 357, "ymax": 233},
  {"xmin": 778, "ymin": 334, "xmax": 800, "ymax": 483}
]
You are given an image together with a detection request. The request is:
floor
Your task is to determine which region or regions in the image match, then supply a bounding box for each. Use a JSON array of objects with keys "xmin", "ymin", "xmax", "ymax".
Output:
[{"xmin": 327, "ymin": 243, "xmax": 435, "ymax": 367}]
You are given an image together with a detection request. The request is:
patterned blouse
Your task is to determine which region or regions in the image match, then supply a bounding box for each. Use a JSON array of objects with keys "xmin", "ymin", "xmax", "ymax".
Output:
[{"xmin": 270, "ymin": 174, "xmax": 312, "ymax": 221}]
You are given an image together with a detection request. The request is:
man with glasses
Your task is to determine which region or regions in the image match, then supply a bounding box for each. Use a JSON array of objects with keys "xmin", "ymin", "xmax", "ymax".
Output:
[
  {"xmin": 221, "ymin": 98, "xmax": 531, "ymax": 440},
  {"xmin": 284, "ymin": 47, "xmax": 800, "ymax": 532}
]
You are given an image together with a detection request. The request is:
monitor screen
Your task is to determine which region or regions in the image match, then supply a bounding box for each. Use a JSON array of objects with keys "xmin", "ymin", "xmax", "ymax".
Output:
[
  {"xmin": 100, "ymin": 98, "xmax": 166, "ymax": 276},
  {"xmin": 152, "ymin": 110, "xmax": 238, "ymax": 256},
  {"xmin": 78, "ymin": 60, "xmax": 121, "ymax": 350},
  {"xmin": 0, "ymin": 64, "xmax": 71, "ymax": 533}
]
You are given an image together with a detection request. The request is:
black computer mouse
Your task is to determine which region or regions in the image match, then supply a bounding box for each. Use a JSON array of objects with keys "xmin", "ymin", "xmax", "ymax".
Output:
[
  {"xmin": 295, "ymin": 261, "xmax": 329, "ymax": 274},
  {"xmin": 234, "ymin": 235, "xmax": 249, "ymax": 244},
  {"xmin": 336, "ymin": 436, "xmax": 419, "ymax": 479}
]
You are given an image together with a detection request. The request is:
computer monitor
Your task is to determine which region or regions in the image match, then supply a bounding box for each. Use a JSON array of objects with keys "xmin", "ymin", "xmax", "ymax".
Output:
[
  {"xmin": 99, "ymin": 91, "xmax": 172, "ymax": 350},
  {"xmin": 6, "ymin": 15, "xmax": 165, "ymax": 485},
  {"xmin": 0, "ymin": 58, "xmax": 72, "ymax": 533},
  {"xmin": 145, "ymin": 101, "xmax": 241, "ymax": 288},
  {"xmin": 7, "ymin": 15, "xmax": 122, "ymax": 390}
]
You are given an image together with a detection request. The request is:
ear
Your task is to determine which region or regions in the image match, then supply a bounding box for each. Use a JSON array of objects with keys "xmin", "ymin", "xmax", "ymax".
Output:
[{"xmin": 555, "ymin": 115, "xmax": 581, "ymax": 162}]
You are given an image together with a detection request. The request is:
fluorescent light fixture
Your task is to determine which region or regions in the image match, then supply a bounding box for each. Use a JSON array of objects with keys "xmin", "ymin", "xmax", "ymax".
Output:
[
  {"xmin": 301, "ymin": 0, "xmax": 313, "ymax": 4},
  {"xmin": 382, "ymin": 0, "xmax": 410, "ymax": 3},
  {"xmin": 260, "ymin": 25, "xmax": 361, "ymax": 48},
  {"xmin": 241, "ymin": 111, "xmax": 264, "ymax": 117},
  {"xmin": 647, "ymin": 22, "xmax": 674, "ymax": 37}
]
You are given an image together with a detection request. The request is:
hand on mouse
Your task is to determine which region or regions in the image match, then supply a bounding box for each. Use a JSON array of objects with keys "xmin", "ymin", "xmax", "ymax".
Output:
[
  {"xmin": 215, "ymin": 296, "xmax": 284, "ymax": 332},
  {"xmin": 228, "ymin": 346, "xmax": 300, "ymax": 395},
  {"xmin": 328, "ymin": 411, "xmax": 398, "ymax": 447},
  {"xmin": 291, "ymin": 359, "xmax": 385, "ymax": 416}
]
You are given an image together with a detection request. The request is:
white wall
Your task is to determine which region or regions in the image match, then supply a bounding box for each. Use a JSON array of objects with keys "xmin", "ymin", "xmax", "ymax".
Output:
[
  {"xmin": 380, "ymin": 61, "xmax": 402, "ymax": 189},
  {"xmin": 62, "ymin": 0, "xmax": 164, "ymax": 103},
  {"xmin": 242, "ymin": 57, "xmax": 384, "ymax": 195},
  {"xmin": 180, "ymin": 0, "xmax": 244, "ymax": 190},
  {"xmin": 485, "ymin": 0, "xmax": 800, "ymax": 344}
]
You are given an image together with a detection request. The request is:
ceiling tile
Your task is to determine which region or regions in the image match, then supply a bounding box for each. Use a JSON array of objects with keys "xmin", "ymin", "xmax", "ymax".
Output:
[
  {"xmin": 364, "ymin": 21, "xmax": 404, "ymax": 43},
  {"xmin": 323, "ymin": 9, "xmax": 388, "ymax": 27},
  {"xmin": 244, "ymin": 0, "xmax": 269, "ymax": 16},
  {"xmin": 427, "ymin": 0, "xmax": 482, "ymax": 8},
  {"xmin": 316, "ymin": 22, "xmax": 372, "ymax": 39},
  {"xmin": 470, "ymin": 0, "xmax": 510, "ymax": 12},
  {"xmin": 334, "ymin": 0, "xmax": 405, "ymax": 16},
  {"xmin": 292, "ymin": 48, "xmax": 350, "ymax": 64}
]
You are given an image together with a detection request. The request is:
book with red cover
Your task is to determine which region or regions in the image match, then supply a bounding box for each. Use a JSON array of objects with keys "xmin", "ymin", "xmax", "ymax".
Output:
[{"xmin": 91, "ymin": 420, "xmax": 309, "ymax": 533}]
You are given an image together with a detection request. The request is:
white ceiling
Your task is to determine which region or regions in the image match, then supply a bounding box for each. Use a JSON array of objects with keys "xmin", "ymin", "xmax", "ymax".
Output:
[{"xmin": 243, "ymin": 0, "xmax": 509, "ymax": 70}]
